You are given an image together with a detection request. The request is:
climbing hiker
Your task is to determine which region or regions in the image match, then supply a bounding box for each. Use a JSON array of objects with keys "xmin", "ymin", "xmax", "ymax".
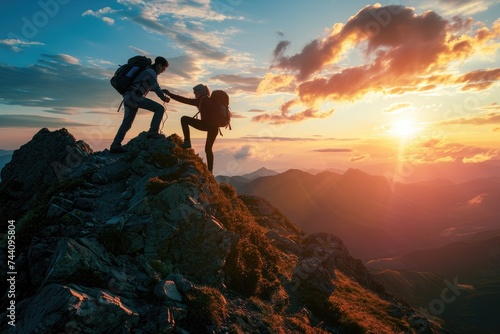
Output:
[
  {"xmin": 110, "ymin": 56, "xmax": 170, "ymax": 153},
  {"xmin": 163, "ymin": 84, "xmax": 230, "ymax": 173}
]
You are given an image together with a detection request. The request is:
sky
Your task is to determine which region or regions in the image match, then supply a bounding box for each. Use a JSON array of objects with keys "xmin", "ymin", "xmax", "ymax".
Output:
[{"xmin": 0, "ymin": 0, "xmax": 499, "ymax": 176}]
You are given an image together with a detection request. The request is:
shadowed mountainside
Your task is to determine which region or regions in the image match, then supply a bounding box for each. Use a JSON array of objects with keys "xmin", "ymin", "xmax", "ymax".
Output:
[
  {"xmin": 368, "ymin": 231, "xmax": 500, "ymax": 334},
  {"xmin": 0, "ymin": 128, "xmax": 447, "ymax": 333}
]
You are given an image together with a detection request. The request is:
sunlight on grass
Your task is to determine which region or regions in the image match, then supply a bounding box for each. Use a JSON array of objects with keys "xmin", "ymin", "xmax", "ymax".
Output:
[{"xmin": 330, "ymin": 270, "xmax": 408, "ymax": 333}]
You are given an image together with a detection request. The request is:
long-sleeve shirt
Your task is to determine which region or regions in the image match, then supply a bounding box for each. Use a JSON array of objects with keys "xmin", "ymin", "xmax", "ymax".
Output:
[
  {"xmin": 168, "ymin": 92, "xmax": 220, "ymax": 125},
  {"xmin": 129, "ymin": 67, "xmax": 165, "ymax": 100}
]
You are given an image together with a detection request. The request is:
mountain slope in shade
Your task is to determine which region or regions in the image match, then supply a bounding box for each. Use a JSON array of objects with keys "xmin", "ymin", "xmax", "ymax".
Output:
[
  {"xmin": 0, "ymin": 150, "xmax": 13, "ymax": 182},
  {"xmin": 369, "ymin": 233, "xmax": 500, "ymax": 334}
]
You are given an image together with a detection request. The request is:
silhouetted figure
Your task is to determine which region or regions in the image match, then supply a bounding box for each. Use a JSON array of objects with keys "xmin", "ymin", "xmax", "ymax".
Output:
[
  {"xmin": 164, "ymin": 84, "xmax": 227, "ymax": 173},
  {"xmin": 110, "ymin": 56, "xmax": 170, "ymax": 153}
]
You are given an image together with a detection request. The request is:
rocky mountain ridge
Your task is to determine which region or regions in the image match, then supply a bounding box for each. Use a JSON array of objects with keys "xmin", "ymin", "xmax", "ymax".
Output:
[{"xmin": 0, "ymin": 128, "xmax": 446, "ymax": 333}]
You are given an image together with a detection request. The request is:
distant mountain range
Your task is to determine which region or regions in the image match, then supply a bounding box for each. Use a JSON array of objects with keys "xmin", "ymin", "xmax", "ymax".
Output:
[{"xmin": 221, "ymin": 167, "xmax": 500, "ymax": 261}]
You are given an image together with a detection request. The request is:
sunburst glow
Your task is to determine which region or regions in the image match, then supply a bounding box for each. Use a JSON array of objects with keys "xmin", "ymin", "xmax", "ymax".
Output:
[{"xmin": 392, "ymin": 119, "xmax": 419, "ymax": 138}]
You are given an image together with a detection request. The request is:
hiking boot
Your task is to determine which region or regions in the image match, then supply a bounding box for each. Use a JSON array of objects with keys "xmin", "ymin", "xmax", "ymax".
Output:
[
  {"xmin": 110, "ymin": 147, "xmax": 127, "ymax": 154},
  {"xmin": 180, "ymin": 140, "xmax": 191, "ymax": 149},
  {"xmin": 147, "ymin": 132, "xmax": 165, "ymax": 139}
]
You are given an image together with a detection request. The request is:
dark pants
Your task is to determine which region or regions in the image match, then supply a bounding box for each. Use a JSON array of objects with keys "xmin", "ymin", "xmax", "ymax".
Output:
[
  {"xmin": 181, "ymin": 116, "xmax": 218, "ymax": 172},
  {"xmin": 111, "ymin": 93, "xmax": 164, "ymax": 148}
]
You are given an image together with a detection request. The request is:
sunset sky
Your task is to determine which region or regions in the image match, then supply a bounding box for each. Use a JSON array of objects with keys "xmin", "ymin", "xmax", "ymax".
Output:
[{"xmin": 1, "ymin": 0, "xmax": 499, "ymax": 176}]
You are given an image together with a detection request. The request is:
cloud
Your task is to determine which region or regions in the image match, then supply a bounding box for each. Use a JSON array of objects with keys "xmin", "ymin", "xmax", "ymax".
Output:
[
  {"xmin": 0, "ymin": 54, "xmax": 115, "ymax": 112},
  {"xmin": 233, "ymin": 145, "xmax": 255, "ymax": 160},
  {"xmin": 422, "ymin": 0, "xmax": 497, "ymax": 16},
  {"xmin": 312, "ymin": 148, "xmax": 353, "ymax": 153},
  {"xmin": 382, "ymin": 102, "xmax": 412, "ymax": 114},
  {"xmin": 455, "ymin": 68, "xmax": 500, "ymax": 91},
  {"xmin": 240, "ymin": 135, "xmax": 356, "ymax": 142},
  {"xmin": 252, "ymin": 99, "xmax": 334, "ymax": 124},
  {"xmin": 41, "ymin": 53, "xmax": 80, "ymax": 65},
  {"xmin": 257, "ymin": 4, "xmax": 500, "ymax": 124},
  {"xmin": 211, "ymin": 74, "xmax": 261, "ymax": 93},
  {"xmin": 257, "ymin": 73, "xmax": 295, "ymax": 94},
  {"xmin": 438, "ymin": 112, "xmax": 500, "ymax": 126},
  {"xmin": 82, "ymin": 7, "xmax": 118, "ymax": 25},
  {"xmin": 404, "ymin": 137, "xmax": 498, "ymax": 164},
  {"xmin": 350, "ymin": 154, "xmax": 370, "ymax": 162},
  {"xmin": 0, "ymin": 39, "xmax": 44, "ymax": 52},
  {"xmin": 0, "ymin": 115, "xmax": 91, "ymax": 128},
  {"xmin": 218, "ymin": 144, "xmax": 274, "ymax": 162},
  {"xmin": 110, "ymin": 0, "xmax": 241, "ymax": 63}
]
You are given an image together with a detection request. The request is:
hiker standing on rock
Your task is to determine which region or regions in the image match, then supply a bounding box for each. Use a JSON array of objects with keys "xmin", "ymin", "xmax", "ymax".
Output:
[
  {"xmin": 110, "ymin": 56, "xmax": 170, "ymax": 154},
  {"xmin": 163, "ymin": 84, "xmax": 229, "ymax": 173}
]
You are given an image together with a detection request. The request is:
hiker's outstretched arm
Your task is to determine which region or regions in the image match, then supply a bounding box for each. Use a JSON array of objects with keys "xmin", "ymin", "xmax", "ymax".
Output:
[{"xmin": 165, "ymin": 91, "xmax": 198, "ymax": 107}]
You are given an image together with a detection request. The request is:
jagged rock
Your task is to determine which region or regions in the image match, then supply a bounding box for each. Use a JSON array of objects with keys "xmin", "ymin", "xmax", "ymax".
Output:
[
  {"xmin": 91, "ymin": 172, "xmax": 108, "ymax": 185},
  {"xmin": 155, "ymin": 280, "xmax": 183, "ymax": 302},
  {"xmin": 46, "ymin": 203, "xmax": 70, "ymax": 219},
  {"xmin": 1, "ymin": 128, "xmax": 91, "ymax": 199},
  {"xmin": 266, "ymin": 230, "xmax": 302, "ymax": 255},
  {"xmin": 166, "ymin": 214, "xmax": 238, "ymax": 284},
  {"xmin": 166, "ymin": 274, "xmax": 193, "ymax": 293},
  {"xmin": 74, "ymin": 197, "xmax": 96, "ymax": 211},
  {"xmin": 291, "ymin": 257, "xmax": 335, "ymax": 296},
  {"xmin": 28, "ymin": 244, "xmax": 54, "ymax": 286},
  {"xmin": 44, "ymin": 238, "xmax": 112, "ymax": 284},
  {"xmin": 15, "ymin": 284, "xmax": 139, "ymax": 333},
  {"xmin": 48, "ymin": 195, "xmax": 74, "ymax": 211}
]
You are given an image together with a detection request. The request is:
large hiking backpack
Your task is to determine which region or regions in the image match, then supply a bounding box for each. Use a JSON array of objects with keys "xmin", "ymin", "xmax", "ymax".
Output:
[
  {"xmin": 210, "ymin": 90, "xmax": 231, "ymax": 129},
  {"xmin": 110, "ymin": 55, "xmax": 152, "ymax": 95}
]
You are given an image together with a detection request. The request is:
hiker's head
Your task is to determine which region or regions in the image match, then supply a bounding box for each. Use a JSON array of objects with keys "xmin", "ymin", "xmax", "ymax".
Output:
[
  {"xmin": 193, "ymin": 84, "xmax": 209, "ymax": 98},
  {"xmin": 154, "ymin": 56, "xmax": 169, "ymax": 74}
]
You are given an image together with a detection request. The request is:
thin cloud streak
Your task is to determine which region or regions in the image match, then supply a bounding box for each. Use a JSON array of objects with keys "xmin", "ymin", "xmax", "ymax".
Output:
[
  {"xmin": 312, "ymin": 148, "xmax": 353, "ymax": 153},
  {"xmin": 0, "ymin": 115, "xmax": 92, "ymax": 128}
]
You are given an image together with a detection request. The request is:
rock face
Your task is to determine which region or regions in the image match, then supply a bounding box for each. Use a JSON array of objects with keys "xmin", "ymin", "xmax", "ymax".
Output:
[
  {"xmin": 1, "ymin": 128, "xmax": 91, "ymax": 201},
  {"xmin": 0, "ymin": 128, "xmax": 448, "ymax": 333}
]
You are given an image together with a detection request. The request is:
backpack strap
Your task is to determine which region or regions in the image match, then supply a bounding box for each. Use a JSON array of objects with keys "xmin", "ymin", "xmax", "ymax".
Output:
[
  {"xmin": 116, "ymin": 100, "xmax": 124, "ymax": 112},
  {"xmin": 193, "ymin": 96, "xmax": 206, "ymax": 119}
]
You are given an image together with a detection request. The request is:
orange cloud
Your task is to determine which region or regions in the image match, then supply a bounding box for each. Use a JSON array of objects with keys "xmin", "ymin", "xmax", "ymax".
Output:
[
  {"xmin": 382, "ymin": 102, "xmax": 412, "ymax": 113},
  {"xmin": 350, "ymin": 154, "xmax": 370, "ymax": 162},
  {"xmin": 256, "ymin": 5, "xmax": 500, "ymax": 124},
  {"xmin": 403, "ymin": 137, "xmax": 498, "ymax": 164},
  {"xmin": 257, "ymin": 73, "xmax": 294, "ymax": 94},
  {"xmin": 438, "ymin": 111, "xmax": 500, "ymax": 126},
  {"xmin": 252, "ymin": 98, "xmax": 334, "ymax": 124},
  {"xmin": 467, "ymin": 193, "xmax": 487, "ymax": 205},
  {"xmin": 455, "ymin": 68, "xmax": 500, "ymax": 91}
]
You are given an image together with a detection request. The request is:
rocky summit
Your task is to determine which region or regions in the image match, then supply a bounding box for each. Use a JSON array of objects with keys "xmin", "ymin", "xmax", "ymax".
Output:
[{"xmin": 0, "ymin": 128, "xmax": 448, "ymax": 333}]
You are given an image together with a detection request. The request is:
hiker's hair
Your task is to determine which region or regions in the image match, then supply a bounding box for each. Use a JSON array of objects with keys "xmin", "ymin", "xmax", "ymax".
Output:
[{"xmin": 154, "ymin": 56, "xmax": 168, "ymax": 67}]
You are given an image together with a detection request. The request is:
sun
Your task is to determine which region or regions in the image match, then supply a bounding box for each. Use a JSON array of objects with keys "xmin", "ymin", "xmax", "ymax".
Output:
[{"xmin": 392, "ymin": 119, "xmax": 419, "ymax": 138}]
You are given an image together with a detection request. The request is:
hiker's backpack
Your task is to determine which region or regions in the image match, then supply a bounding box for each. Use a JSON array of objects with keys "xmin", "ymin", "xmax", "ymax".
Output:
[
  {"xmin": 110, "ymin": 55, "xmax": 152, "ymax": 95},
  {"xmin": 210, "ymin": 90, "xmax": 232, "ymax": 130}
]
